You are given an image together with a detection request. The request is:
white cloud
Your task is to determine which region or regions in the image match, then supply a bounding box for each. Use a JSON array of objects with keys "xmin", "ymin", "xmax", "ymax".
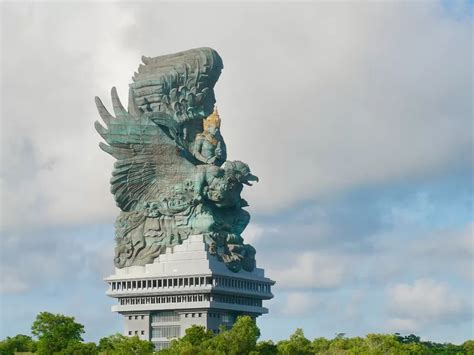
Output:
[
  {"xmin": 386, "ymin": 318, "xmax": 421, "ymax": 333},
  {"xmin": 0, "ymin": 229, "xmax": 114, "ymax": 295},
  {"xmin": 386, "ymin": 278, "xmax": 471, "ymax": 332},
  {"xmin": 415, "ymin": 223, "xmax": 474, "ymax": 282},
  {"xmin": 369, "ymin": 223, "xmax": 474, "ymax": 284},
  {"xmin": 0, "ymin": 2, "xmax": 471, "ymax": 344},
  {"xmin": 280, "ymin": 292, "xmax": 321, "ymax": 317},
  {"xmin": 0, "ymin": 266, "xmax": 28, "ymax": 294},
  {"xmin": 0, "ymin": 3, "xmax": 138, "ymax": 231},
  {"xmin": 269, "ymin": 251, "xmax": 350, "ymax": 289},
  {"xmin": 241, "ymin": 223, "xmax": 266, "ymax": 245},
  {"xmin": 1, "ymin": 1, "xmax": 472, "ymax": 231},
  {"xmin": 345, "ymin": 290, "xmax": 366, "ymax": 322}
]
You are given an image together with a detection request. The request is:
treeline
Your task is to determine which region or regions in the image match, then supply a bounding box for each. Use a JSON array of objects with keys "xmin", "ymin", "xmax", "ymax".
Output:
[{"xmin": 0, "ymin": 312, "xmax": 472, "ymax": 354}]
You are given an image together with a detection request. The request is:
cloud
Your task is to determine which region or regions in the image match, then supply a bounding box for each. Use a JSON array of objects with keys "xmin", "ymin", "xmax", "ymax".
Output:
[
  {"xmin": 0, "ymin": 1, "xmax": 472, "ymax": 344},
  {"xmin": 368, "ymin": 222, "xmax": 474, "ymax": 284},
  {"xmin": 412, "ymin": 223, "xmax": 474, "ymax": 281},
  {"xmin": 0, "ymin": 3, "xmax": 137, "ymax": 231},
  {"xmin": 253, "ymin": 189, "xmax": 472, "ymax": 338},
  {"xmin": 242, "ymin": 223, "xmax": 266, "ymax": 245},
  {"xmin": 0, "ymin": 223, "xmax": 120, "ymax": 341},
  {"xmin": 386, "ymin": 278, "xmax": 472, "ymax": 332},
  {"xmin": 0, "ymin": 266, "xmax": 28, "ymax": 294},
  {"xmin": 0, "ymin": 226, "xmax": 114, "ymax": 296},
  {"xmin": 280, "ymin": 292, "xmax": 322, "ymax": 317},
  {"xmin": 253, "ymin": 183, "xmax": 472, "ymax": 291},
  {"xmin": 1, "ymin": 1, "xmax": 472, "ymax": 232},
  {"xmin": 269, "ymin": 251, "xmax": 350, "ymax": 290},
  {"xmin": 123, "ymin": 1, "xmax": 471, "ymax": 214}
]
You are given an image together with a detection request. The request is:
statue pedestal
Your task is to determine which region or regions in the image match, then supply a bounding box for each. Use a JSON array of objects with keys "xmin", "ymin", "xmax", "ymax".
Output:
[{"xmin": 105, "ymin": 235, "xmax": 275, "ymax": 351}]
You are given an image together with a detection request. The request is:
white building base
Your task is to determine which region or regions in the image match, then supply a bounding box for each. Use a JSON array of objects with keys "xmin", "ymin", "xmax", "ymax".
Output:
[{"xmin": 105, "ymin": 235, "xmax": 274, "ymax": 351}]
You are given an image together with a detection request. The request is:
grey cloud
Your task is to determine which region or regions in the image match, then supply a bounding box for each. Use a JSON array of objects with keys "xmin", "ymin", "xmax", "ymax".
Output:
[
  {"xmin": 1, "ymin": 3, "xmax": 137, "ymax": 230},
  {"xmin": 251, "ymin": 188, "xmax": 472, "ymax": 295},
  {"xmin": 1, "ymin": 2, "xmax": 472, "ymax": 231},
  {"xmin": 0, "ymin": 227, "xmax": 114, "ymax": 295},
  {"xmin": 367, "ymin": 223, "xmax": 474, "ymax": 285},
  {"xmin": 122, "ymin": 2, "xmax": 472, "ymax": 213},
  {"xmin": 267, "ymin": 251, "xmax": 352, "ymax": 290},
  {"xmin": 1, "ymin": 2, "xmax": 471, "ymax": 343},
  {"xmin": 386, "ymin": 278, "xmax": 472, "ymax": 332},
  {"xmin": 270, "ymin": 291, "xmax": 323, "ymax": 318}
]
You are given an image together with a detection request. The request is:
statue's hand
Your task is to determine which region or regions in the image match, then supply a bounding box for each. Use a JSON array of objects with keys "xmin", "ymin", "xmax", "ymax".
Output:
[
  {"xmin": 206, "ymin": 156, "xmax": 217, "ymax": 164},
  {"xmin": 192, "ymin": 193, "xmax": 203, "ymax": 206}
]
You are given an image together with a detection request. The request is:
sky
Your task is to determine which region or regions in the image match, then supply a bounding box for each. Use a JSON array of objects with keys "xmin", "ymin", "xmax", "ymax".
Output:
[{"xmin": 0, "ymin": 0, "xmax": 473, "ymax": 345}]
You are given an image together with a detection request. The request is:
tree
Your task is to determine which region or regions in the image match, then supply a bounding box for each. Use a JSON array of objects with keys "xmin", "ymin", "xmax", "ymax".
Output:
[
  {"xmin": 395, "ymin": 333, "xmax": 421, "ymax": 344},
  {"xmin": 326, "ymin": 333, "xmax": 370, "ymax": 353},
  {"xmin": 161, "ymin": 317, "xmax": 261, "ymax": 355},
  {"xmin": 252, "ymin": 340, "xmax": 277, "ymax": 355},
  {"xmin": 363, "ymin": 334, "xmax": 405, "ymax": 354},
  {"xmin": 31, "ymin": 312, "xmax": 85, "ymax": 355},
  {"xmin": 0, "ymin": 334, "xmax": 37, "ymax": 355},
  {"xmin": 277, "ymin": 329, "xmax": 312, "ymax": 355},
  {"xmin": 463, "ymin": 340, "xmax": 474, "ymax": 353},
  {"xmin": 311, "ymin": 337, "xmax": 330, "ymax": 353},
  {"xmin": 211, "ymin": 316, "xmax": 260, "ymax": 355},
  {"xmin": 157, "ymin": 326, "xmax": 214, "ymax": 355},
  {"xmin": 3, "ymin": 311, "xmax": 473, "ymax": 355},
  {"xmin": 160, "ymin": 325, "xmax": 215, "ymax": 355},
  {"xmin": 98, "ymin": 333, "xmax": 154, "ymax": 355},
  {"xmin": 180, "ymin": 325, "xmax": 214, "ymax": 346},
  {"xmin": 55, "ymin": 341, "xmax": 98, "ymax": 355}
]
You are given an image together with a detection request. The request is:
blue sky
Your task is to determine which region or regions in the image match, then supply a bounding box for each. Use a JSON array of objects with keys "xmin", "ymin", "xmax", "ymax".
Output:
[{"xmin": 1, "ymin": 0, "xmax": 472, "ymax": 345}]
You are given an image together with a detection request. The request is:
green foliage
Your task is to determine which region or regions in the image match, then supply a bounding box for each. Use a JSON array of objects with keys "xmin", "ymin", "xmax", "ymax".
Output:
[
  {"xmin": 396, "ymin": 333, "xmax": 422, "ymax": 344},
  {"xmin": 211, "ymin": 316, "xmax": 261, "ymax": 355},
  {"xmin": 157, "ymin": 325, "xmax": 215, "ymax": 355},
  {"xmin": 395, "ymin": 333, "xmax": 470, "ymax": 354},
  {"xmin": 160, "ymin": 316, "xmax": 260, "ymax": 355},
  {"xmin": 253, "ymin": 340, "xmax": 278, "ymax": 355},
  {"xmin": 312, "ymin": 337, "xmax": 330, "ymax": 353},
  {"xmin": 277, "ymin": 328, "xmax": 312, "ymax": 355},
  {"xmin": 55, "ymin": 341, "xmax": 98, "ymax": 355},
  {"xmin": 0, "ymin": 334, "xmax": 37, "ymax": 355},
  {"xmin": 97, "ymin": 333, "xmax": 154, "ymax": 355},
  {"xmin": 463, "ymin": 340, "xmax": 474, "ymax": 353},
  {"xmin": 1, "ymin": 311, "xmax": 473, "ymax": 355},
  {"xmin": 179, "ymin": 325, "xmax": 214, "ymax": 346},
  {"xmin": 31, "ymin": 312, "xmax": 85, "ymax": 355}
]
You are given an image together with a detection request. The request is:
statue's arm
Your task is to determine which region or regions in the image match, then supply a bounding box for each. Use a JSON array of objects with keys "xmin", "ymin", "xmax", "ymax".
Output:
[
  {"xmin": 194, "ymin": 165, "xmax": 221, "ymax": 198},
  {"xmin": 192, "ymin": 136, "xmax": 210, "ymax": 164},
  {"xmin": 194, "ymin": 171, "xmax": 205, "ymax": 199},
  {"xmin": 215, "ymin": 138, "xmax": 227, "ymax": 166}
]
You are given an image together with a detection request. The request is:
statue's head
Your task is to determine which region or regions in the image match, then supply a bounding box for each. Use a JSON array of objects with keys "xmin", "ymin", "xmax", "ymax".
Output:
[
  {"xmin": 224, "ymin": 161, "xmax": 259, "ymax": 186},
  {"xmin": 203, "ymin": 106, "xmax": 221, "ymax": 135}
]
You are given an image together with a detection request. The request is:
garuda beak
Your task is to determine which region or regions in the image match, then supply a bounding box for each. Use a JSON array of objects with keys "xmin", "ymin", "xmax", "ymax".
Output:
[{"xmin": 243, "ymin": 174, "xmax": 259, "ymax": 186}]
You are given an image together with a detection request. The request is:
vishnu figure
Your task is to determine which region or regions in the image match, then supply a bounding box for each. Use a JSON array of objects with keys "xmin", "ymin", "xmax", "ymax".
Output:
[{"xmin": 193, "ymin": 107, "xmax": 227, "ymax": 166}]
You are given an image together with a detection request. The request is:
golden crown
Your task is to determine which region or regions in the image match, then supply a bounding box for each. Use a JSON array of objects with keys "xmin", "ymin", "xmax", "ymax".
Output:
[{"xmin": 203, "ymin": 106, "xmax": 221, "ymax": 130}]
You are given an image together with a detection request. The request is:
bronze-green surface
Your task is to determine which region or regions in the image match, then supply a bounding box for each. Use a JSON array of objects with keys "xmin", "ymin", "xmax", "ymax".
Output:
[{"xmin": 95, "ymin": 48, "xmax": 258, "ymax": 272}]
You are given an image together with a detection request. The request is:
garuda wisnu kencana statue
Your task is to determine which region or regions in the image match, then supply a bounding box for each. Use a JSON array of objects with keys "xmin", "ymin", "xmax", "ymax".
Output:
[{"xmin": 95, "ymin": 47, "xmax": 258, "ymax": 272}]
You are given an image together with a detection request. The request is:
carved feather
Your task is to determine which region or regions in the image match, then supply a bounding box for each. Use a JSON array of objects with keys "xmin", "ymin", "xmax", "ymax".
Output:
[
  {"xmin": 111, "ymin": 87, "xmax": 128, "ymax": 117},
  {"xmin": 95, "ymin": 97, "xmax": 113, "ymax": 127}
]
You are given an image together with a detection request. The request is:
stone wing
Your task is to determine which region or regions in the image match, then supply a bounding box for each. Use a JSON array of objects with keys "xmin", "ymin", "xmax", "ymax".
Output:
[{"xmin": 95, "ymin": 87, "xmax": 163, "ymax": 211}]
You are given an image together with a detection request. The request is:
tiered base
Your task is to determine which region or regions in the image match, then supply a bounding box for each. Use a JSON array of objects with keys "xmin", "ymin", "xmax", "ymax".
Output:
[{"xmin": 105, "ymin": 235, "xmax": 274, "ymax": 350}]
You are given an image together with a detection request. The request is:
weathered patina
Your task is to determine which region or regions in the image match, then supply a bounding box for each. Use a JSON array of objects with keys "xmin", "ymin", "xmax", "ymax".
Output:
[{"xmin": 95, "ymin": 47, "xmax": 258, "ymax": 272}]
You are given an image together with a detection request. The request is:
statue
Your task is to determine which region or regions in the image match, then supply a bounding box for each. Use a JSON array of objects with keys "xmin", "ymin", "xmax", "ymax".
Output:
[
  {"xmin": 192, "ymin": 107, "xmax": 226, "ymax": 166},
  {"xmin": 95, "ymin": 47, "xmax": 258, "ymax": 272}
]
